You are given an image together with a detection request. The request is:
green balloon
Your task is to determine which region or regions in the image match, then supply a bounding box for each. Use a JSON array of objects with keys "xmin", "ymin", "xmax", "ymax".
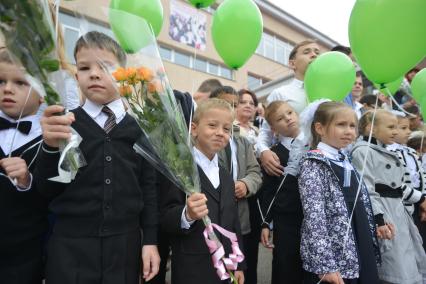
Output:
[
  {"xmin": 349, "ymin": 0, "xmax": 426, "ymax": 84},
  {"xmin": 110, "ymin": 0, "xmax": 163, "ymax": 37},
  {"xmin": 109, "ymin": 9, "xmax": 155, "ymax": 53},
  {"xmin": 374, "ymin": 77, "xmax": 404, "ymax": 96},
  {"xmin": 411, "ymin": 69, "xmax": 426, "ymax": 105},
  {"xmin": 211, "ymin": 0, "xmax": 263, "ymax": 69},
  {"xmin": 188, "ymin": 0, "xmax": 215, "ymax": 8},
  {"xmin": 305, "ymin": 52, "xmax": 356, "ymax": 102}
]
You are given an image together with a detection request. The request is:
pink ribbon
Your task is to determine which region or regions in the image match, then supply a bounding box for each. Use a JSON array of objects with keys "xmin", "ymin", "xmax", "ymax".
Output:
[{"xmin": 203, "ymin": 223, "xmax": 245, "ymax": 280}]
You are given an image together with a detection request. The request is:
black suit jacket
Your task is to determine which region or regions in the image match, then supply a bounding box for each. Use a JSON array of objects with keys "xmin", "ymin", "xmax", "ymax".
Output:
[{"xmin": 160, "ymin": 166, "xmax": 245, "ymax": 284}]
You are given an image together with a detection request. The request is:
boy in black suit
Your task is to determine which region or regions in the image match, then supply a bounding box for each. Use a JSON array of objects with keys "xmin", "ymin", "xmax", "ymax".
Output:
[
  {"xmin": 0, "ymin": 50, "xmax": 48, "ymax": 284},
  {"xmin": 35, "ymin": 31, "xmax": 159, "ymax": 284},
  {"xmin": 259, "ymin": 101, "xmax": 304, "ymax": 284},
  {"xmin": 160, "ymin": 99, "xmax": 245, "ymax": 284}
]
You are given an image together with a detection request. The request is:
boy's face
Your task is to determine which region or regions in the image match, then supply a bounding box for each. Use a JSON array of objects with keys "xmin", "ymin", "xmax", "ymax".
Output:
[
  {"xmin": 0, "ymin": 62, "xmax": 42, "ymax": 119},
  {"xmin": 394, "ymin": 117, "xmax": 411, "ymax": 145},
  {"xmin": 270, "ymin": 104, "xmax": 300, "ymax": 138},
  {"xmin": 191, "ymin": 107, "xmax": 233, "ymax": 160},
  {"xmin": 289, "ymin": 42, "xmax": 320, "ymax": 78},
  {"xmin": 75, "ymin": 47, "xmax": 120, "ymax": 105}
]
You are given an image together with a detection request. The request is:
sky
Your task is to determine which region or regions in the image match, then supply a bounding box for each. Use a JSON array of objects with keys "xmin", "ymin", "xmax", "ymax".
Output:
[{"xmin": 268, "ymin": 0, "xmax": 356, "ymax": 45}]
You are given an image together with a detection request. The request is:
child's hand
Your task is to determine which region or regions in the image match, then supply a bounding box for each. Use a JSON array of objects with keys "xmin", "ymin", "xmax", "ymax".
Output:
[
  {"xmin": 318, "ymin": 272, "xmax": 344, "ymax": 284},
  {"xmin": 235, "ymin": 181, "xmax": 248, "ymax": 199},
  {"xmin": 141, "ymin": 245, "xmax": 160, "ymax": 281},
  {"xmin": 234, "ymin": 270, "xmax": 244, "ymax": 284},
  {"xmin": 0, "ymin": 157, "xmax": 31, "ymax": 188},
  {"xmin": 376, "ymin": 224, "xmax": 394, "ymax": 240},
  {"xmin": 186, "ymin": 193, "xmax": 208, "ymax": 221},
  {"xmin": 260, "ymin": 150, "xmax": 283, "ymax": 176},
  {"xmin": 41, "ymin": 105, "xmax": 75, "ymax": 148},
  {"xmin": 260, "ymin": 228, "xmax": 274, "ymax": 249}
]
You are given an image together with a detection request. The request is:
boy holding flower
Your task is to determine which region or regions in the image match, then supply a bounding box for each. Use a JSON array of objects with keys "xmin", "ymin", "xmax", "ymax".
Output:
[
  {"xmin": 35, "ymin": 31, "xmax": 160, "ymax": 284},
  {"xmin": 160, "ymin": 99, "xmax": 245, "ymax": 284}
]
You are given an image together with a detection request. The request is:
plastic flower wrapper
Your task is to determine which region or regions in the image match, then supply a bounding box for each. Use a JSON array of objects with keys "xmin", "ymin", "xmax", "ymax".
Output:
[
  {"xmin": 90, "ymin": 7, "xmax": 242, "ymax": 281},
  {"xmin": 0, "ymin": 0, "xmax": 86, "ymax": 183}
]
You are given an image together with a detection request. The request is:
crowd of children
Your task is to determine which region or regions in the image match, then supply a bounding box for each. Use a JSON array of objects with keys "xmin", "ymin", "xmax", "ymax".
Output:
[{"xmin": 1, "ymin": 25, "xmax": 426, "ymax": 284}]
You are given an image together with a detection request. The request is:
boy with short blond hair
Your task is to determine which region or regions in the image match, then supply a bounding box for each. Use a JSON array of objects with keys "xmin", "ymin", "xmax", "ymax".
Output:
[
  {"xmin": 0, "ymin": 49, "xmax": 47, "ymax": 284},
  {"xmin": 35, "ymin": 31, "xmax": 159, "ymax": 284}
]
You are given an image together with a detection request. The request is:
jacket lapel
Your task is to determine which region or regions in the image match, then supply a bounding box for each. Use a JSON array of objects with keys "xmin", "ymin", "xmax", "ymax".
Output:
[{"xmin": 198, "ymin": 166, "xmax": 220, "ymax": 202}]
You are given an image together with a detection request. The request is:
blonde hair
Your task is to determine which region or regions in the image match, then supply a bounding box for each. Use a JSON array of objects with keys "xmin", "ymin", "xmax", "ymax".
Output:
[
  {"xmin": 358, "ymin": 109, "xmax": 395, "ymax": 136},
  {"xmin": 193, "ymin": 98, "xmax": 234, "ymax": 123},
  {"xmin": 311, "ymin": 101, "xmax": 355, "ymax": 148},
  {"xmin": 264, "ymin": 101, "xmax": 291, "ymax": 125}
]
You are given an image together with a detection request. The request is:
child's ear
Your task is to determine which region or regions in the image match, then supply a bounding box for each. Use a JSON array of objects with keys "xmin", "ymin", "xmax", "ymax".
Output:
[
  {"xmin": 288, "ymin": 59, "xmax": 296, "ymax": 71},
  {"xmin": 314, "ymin": 122, "xmax": 325, "ymax": 137},
  {"xmin": 191, "ymin": 122, "xmax": 197, "ymax": 138}
]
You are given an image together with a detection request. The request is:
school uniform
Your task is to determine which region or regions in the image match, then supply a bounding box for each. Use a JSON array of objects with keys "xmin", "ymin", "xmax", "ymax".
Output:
[
  {"xmin": 299, "ymin": 143, "xmax": 380, "ymax": 283},
  {"xmin": 351, "ymin": 138, "xmax": 426, "ymax": 284},
  {"xmin": 218, "ymin": 126, "xmax": 262, "ymax": 284},
  {"xmin": 34, "ymin": 99, "xmax": 157, "ymax": 284},
  {"xmin": 259, "ymin": 136, "xmax": 304, "ymax": 284},
  {"xmin": 0, "ymin": 112, "xmax": 48, "ymax": 284},
  {"xmin": 160, "ymin": 148, "xmax": 245, "ymax": 284}
]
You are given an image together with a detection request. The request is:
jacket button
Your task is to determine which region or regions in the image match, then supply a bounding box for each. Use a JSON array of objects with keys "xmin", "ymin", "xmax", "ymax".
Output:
[
  {"xmin": 106, "ymin": 137, "xmax": 111, "ymax": 142},
  {"xmin": 105, "ymin": 203, "xmax": 111, "ymax": 210},
  {"xmin": 385, "ymin": 164, "xmax": 391, "ymax": 169},
  {"xmin": 102, "ymin": 226, "xmax": 109, "ymax": 232},
  {"xmin": 391, "ymin": 182, "xmax": 396, "ymax": 187},
  {"xmin": 105, "ymin": 156, "xmax": 112, "ymax": 162},
  {"xmin": 105, "ymin": 178, "xmax": 111, "ymax": 185}
]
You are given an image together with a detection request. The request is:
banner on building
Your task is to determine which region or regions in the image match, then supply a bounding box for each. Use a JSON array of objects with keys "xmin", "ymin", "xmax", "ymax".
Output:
[{"xmin": 169, "ymin": 0, "xmax": 207, "ymax": 51}]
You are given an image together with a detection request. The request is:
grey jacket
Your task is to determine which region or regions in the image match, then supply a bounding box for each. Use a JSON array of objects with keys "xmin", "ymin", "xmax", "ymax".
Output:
[{"xmin": 218, "ymin": 127, "xmax": 262, "ymax": 235}]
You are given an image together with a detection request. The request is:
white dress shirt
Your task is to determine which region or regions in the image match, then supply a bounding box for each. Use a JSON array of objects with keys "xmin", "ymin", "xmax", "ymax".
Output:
[
  {"xmin": 0, "ymin": 112, "xmax": 42, "ymax": 155},
  {"xmin": 82, "ymin": 98, "xmax": 126, "ymax": 128},
  {"xmin": 317, "ymin": 142, "xmax": 354, "ymax": 171},
  {"xmin": 256, "ymin": 79, "xmax": 307, "ymax": 154}
]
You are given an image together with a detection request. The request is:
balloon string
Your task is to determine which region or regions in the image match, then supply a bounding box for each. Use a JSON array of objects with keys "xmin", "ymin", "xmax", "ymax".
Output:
[{"xmin": 383, "ymin": 86, "xmax": 416, "ymax": 117}]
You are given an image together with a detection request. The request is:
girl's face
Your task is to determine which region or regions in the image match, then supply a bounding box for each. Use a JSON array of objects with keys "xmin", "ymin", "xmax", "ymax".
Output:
[
  {"xmin": 394, "ymin": 117, "xmax": 411, "ymax": 145},
  {"xmin": 315, "ymin": 109, "xmax": 357, "ymax": 149},
  {"xmin": 373, "ymin": 113, "xmax": 398, "ymax": 145}
]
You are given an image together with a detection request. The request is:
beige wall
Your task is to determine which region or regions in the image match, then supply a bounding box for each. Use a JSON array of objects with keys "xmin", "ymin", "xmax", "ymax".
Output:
[{"xmin": 58, "ymin": 0, "xmax": 329, "ymax": 94}]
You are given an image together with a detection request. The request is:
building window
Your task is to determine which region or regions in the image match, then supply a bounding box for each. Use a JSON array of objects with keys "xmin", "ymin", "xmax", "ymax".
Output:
[
  {"xmin": 174, "ymin": 51, "xmax": 191, "ymax": 68},
  {"xmin": 194, "ymin": 58, "xmax": 207, "ymax": 72},
  {"xmin": 248, "ymin": 74, "xmax": 263, "ymax": 90},
  {"xmin": 159, "ymin": 46, "xmax": 172, "ymax": 61},
  {"xmin": 159, "ymin": 45, "xmax": 234, "ymax": 80},
  {"xmin": 220, "ymin": 66, "xmax": 233, "ymax": 80},
  {"xmin": 62, "ymin": 25, "xmax": 81, "ymax": 64},
  {"xmin": 256, "ymin": 32, "xmax": 294, "ymax": 66}
]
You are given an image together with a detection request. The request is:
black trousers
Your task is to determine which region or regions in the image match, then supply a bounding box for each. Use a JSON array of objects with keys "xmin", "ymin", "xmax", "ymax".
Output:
[
  {"xmin": 271, "ymin": 222, "xmax": 303, "ymax": 284},
  {"xmin": 0, "ymin": 256, "xmax": 43, "ymax": 284},
  {"xmin": 46, "ymin": 230, "xmax": 141, "ymax": 284},
  {"xmin": 243, "ymin": 196, "xmax": 262, "ymax": 284},
  {"xmin": 146, "ymin": 230, "xmax": 170, "ymax": 284}
]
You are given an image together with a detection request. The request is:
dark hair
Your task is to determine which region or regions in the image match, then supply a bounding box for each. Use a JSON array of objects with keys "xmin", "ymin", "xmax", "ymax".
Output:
[
  {"xmin": 404, "ymin": 105, "xmax": 420, "ymax": 115},
  {"xmin": 311, "ymin": 101, "xmax": 355, "ymax": 148},
  {"xmin": 407, "ymin": 131, "xmax": 425, "ymax": 151},
  {"xmin": 331, "ymin": 45, "xmax": 351, "ymax": 56},
  {"xmin": 73, "ymin": 31, "xmax": 127, "ymax": 67},
  {"xmin": 237, "ymin": 89, "xmax": 258, "ymax": 107},
  {"xmin": 197, "ymin": 78, "xmax": 223, "ymax": 93},
  {"xmin": 289, "ymin": 39, "xmax": 317, "ymax": 61},
  {"xmin": 359, "ymin": 95, "xmax": 382, "ymax": 107},
  {"xmin": 210, "ymin": 86, "xmax": 237, "ymax": 99}
]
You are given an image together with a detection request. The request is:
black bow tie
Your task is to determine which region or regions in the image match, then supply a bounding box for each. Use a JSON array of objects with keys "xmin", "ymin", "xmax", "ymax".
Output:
[
  {"xmin": 337, "ymin": 150, "xmax": 347, "ymax": 162},
  {"xmin": 0, "ymin": 117, "xmax": 32, "ymax": 134}
]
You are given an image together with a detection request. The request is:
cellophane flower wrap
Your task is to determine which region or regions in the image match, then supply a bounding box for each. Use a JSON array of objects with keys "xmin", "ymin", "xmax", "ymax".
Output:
[
  {"xmin": 106, "ymin": 9, "xmax": 243, "ymax": 281},
  {"xmin": 0, "ymin": 0, "xmax": 86, "ymax": 183}
]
